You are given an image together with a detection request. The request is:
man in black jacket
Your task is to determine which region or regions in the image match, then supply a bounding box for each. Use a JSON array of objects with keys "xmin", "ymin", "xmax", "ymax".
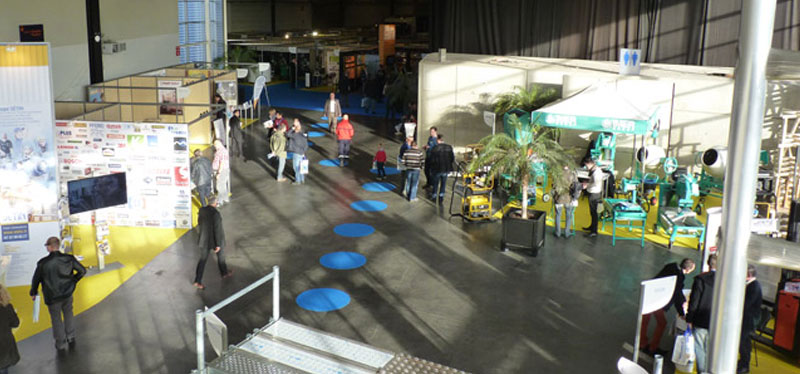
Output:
[
  {"xmin": 30, "ymin": 236, "xmax": 86, "ymax": 352},
  {"xmin": 687, "ymin": 254, "xmax": 717, "ymax": 373},
  {"xmin": 738, "ymin": 265, "xmax": 763, "ymax": 373},
  {"xmin": 428, "ymin": 134, "xmax": 455, "ymax": 204},
  {"xmin": 640, "ymin": 258, "xmax": 695, "ymax": 356},
  {"xmin": 194, "ymin": 196, "xmax": 232, "ymax": 289},
  {"xmin": 229, "ymin": 109, "xmax": 243, "ymax": 160}
]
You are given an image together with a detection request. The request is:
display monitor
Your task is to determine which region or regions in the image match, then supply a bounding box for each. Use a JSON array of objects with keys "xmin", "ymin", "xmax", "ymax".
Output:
[{"xmin": 67, "ymin": 173, "xmax": 128, "ymax": 215}]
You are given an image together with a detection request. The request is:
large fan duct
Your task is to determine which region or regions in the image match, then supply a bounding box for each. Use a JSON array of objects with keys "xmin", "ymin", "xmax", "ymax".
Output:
[
  {"xmin": 635, "ymin": 145, "xmax": 666, "ymax": 168},
  {"xmin": 701, "ymin": 146, "xmax": 727, "ymax": 179}
]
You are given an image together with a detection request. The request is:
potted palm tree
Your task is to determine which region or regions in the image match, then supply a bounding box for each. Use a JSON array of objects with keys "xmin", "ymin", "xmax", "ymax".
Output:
[{"xmin": 468, "ymin": 114, "xmax": 571, "ymax": 256}]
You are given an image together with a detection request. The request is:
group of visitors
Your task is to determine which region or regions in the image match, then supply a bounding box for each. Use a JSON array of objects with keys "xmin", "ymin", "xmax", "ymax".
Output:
[
  {"xmin": 639, "ymin": 254, "xmax": 763, "ymax": 373},
  {"xmin": 392, "ymin": 127, "xmax": 455, "ymax": 203}
]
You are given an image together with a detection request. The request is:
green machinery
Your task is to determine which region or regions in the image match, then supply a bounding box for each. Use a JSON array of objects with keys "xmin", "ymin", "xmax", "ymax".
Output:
[
  {"xmin": 655, "ymin": 170, "xmax": 706, "ymax": 250},
  {"xmin": 591, "ymin": 132, "xmax": 617, "ymax": 172}
]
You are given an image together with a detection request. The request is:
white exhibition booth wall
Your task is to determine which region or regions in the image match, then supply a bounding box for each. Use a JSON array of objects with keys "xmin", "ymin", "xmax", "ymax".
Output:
[
  {"xmin": 418, "ymin": 52, "xmax": 740, "ymax": 173},
  {"xmin": 0, "ymin": 43, "xmax": 59, "ymax": 287}
]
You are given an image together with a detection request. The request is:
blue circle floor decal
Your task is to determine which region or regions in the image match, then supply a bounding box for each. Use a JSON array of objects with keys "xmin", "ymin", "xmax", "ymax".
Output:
[
  {"xmin": 296, "ymin": 288, "xmax": 351, "ymax": 312},
  {"xmin": 320, "ymin": 252, "xmax": 367, "ymax": 270},
  {"xmin": 370, "ymin": 167, "xmax": 400, "ymax": 175},
  {"xmin": 362, "ymin": 182, "xmax": 396, "ymax": 192},
  {"xmin": 311, "ymin": 123, "xmax": 329, "ymax": 129},
  {"xmin": 307, "ymin": 131, "xmax": 326, "ymax": 138},
  {"xmin": 350, "ymin": 200, "xmax": 388, "ymax": 212},
  {"xmin": 334, "ymin": 223, "xmax": 375, "ymax": 237},
  {"xmin": 319, "ymin": 159, "xmax": 340, "ymax": 167}
]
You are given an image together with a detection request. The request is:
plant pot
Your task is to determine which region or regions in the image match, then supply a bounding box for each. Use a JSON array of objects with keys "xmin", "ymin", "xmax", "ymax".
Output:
[{"xmin": 501, "ymin": 209, "xmax": 546, "ymax": 256}]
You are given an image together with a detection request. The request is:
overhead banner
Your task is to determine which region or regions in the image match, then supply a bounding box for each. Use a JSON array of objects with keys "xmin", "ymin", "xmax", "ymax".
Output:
[
  {"xmin": 55, "ymin": 121, "xmax": 192, "ymax": 229},
  {"xmin": 0, "ymin": 43, "xmax": 59, "ymax": 286}
]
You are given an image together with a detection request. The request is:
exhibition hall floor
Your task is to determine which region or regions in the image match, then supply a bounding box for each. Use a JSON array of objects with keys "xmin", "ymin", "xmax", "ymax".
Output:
[{"xmin": 14, "ymin": 108, "xmax": 798, "ymax": 374}]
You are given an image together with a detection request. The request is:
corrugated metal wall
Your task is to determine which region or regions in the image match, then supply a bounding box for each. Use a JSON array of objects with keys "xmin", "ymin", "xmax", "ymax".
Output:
[{"xmin": 432, "ymin": 0, "xmax": 800, "ymax": 67}]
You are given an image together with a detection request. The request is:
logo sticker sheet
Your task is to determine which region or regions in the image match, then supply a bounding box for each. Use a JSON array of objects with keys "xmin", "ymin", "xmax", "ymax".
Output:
[{"xmin": 55, "ymin": 121, "xmax": 192, "ymax": 229}]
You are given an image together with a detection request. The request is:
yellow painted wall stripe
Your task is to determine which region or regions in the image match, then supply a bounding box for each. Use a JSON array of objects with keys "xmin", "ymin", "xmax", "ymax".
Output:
[{"xmin": 0, "ymin": 44, "xmax": 49, "ymax": 67}]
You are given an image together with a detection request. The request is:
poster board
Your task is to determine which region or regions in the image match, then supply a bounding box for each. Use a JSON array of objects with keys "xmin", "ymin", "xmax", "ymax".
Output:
[
  {"xmin": 55, "ymin": 120, "xmax": 192, "ymax": 229},
  {"xmin": 158, "ymin": 79, "xmax": 183, "ymax": 115},
  {"xmin": 0, "ymin": 43, "xmax": 59, "ymax": 286}
]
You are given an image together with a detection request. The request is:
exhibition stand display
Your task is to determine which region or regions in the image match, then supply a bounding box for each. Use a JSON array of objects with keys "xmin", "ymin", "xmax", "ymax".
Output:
[
  {"xmin": 85, "ymin": 64, "xmax": 238, "ymax": 146},
  {"xmin": 532, "ymin": 81, "xmax": 666, "ymax": 247}
]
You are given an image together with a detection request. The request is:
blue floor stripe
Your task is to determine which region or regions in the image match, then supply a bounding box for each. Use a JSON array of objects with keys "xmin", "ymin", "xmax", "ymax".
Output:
[
  {"xmin": 369, "ymin": 167, "xmax": 400, "ymax": 176},
  {"xmin": 307, "ymin": 131, "xmax": 326, "ymax": 138},
  {"xmin": 319, "ymin": 159, "xmax": 340, "ymax": 167}
]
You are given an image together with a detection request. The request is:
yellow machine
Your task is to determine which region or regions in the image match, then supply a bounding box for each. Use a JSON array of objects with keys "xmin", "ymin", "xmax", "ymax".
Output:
[
  {"xmin": 450, "ymin": 158, "xmax": 495, "ymax": 222},
  {"xmin": 461, "ymin": 173, "xmax": 494, "ymax": 221}
]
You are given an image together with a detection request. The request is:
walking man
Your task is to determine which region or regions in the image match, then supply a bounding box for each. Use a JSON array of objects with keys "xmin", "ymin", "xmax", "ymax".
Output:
[
  {"xmin": 287, "ymin": 119, "xmax": 309, "ymax": 185},
  {"xmin": 428, "ymin": 134, "xmax": 455, "ymax": 204},
  {"xmin": 423, "ymin": 127, "xmax": 438, "ymax": 188},
  {"xmin": 687, "ymin": 254, "xmax": 717, "ymax": 373},
  {"xmin": 29, "ymin": 237, "xmax": 86, "ymax": 352},
  {"xmin": 336, "ymin": 114, "xmax": 354, "ymax": 167},
  {"xmin": 640, "ymin": 258, "xmax": 696, "ymax": 356},
  {"xmin": 581, "ymin": 157, "xmax": 604, "ymax": 237},
  {"xmin": 324, "ymin": 92, "xmax": 342, "ymax": 133},
  {"xmin": 269, "ymin": 124, "xmax": 288, "ymax": 182},
  {"xmin": 401, "ymin": 141, "xmax": 425, "ymax": 201},
  {"xmin": 738, "ymin": 265, "xmax": 763, "ymax": 373},
  {"xmin": 229, "ymin": 109, "xmax": 243, "ymax": 159},
  {"xmin": 194, "ymin": 196, "xmax": 232, "ymax": 290},
  {"xmin": 191, "ymin": 149, "xmax": 213, "ymax": 206},
  {"xmin": 212, "ymin": 139, "xmax": 230, "ymax": 206}
]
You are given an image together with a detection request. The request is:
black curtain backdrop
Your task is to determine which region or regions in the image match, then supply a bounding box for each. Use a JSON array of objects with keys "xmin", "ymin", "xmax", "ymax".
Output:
[{"xmin": 432, "ymin": 0, "xmax": 800, "ymax": 67}]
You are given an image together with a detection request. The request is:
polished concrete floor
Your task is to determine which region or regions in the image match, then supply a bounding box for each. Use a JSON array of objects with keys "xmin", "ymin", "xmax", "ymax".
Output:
[{"xmin": 13, "ymin": 108, "xmax": 700, "ymax": 373}]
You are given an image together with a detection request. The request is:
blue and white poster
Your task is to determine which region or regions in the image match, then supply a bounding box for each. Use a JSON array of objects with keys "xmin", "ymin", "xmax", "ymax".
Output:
[{"xmin": 0, "ymin": 43, "xmax": 59, "ymax": 286}]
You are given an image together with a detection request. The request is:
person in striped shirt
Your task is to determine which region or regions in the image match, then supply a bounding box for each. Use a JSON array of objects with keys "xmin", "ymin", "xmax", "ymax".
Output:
[
  {"xmin": 401, "ymin": 141, "xmax": 425, "ymax": 202},
  {"xmin": 212, "ymin": 139, "xmax": 230, "ymax": 206}
]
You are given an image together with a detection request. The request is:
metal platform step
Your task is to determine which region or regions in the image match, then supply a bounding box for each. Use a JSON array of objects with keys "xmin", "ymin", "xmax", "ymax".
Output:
[{"xmin": 263, "ymin": 319, "xmax": 395, "ymax": 370}]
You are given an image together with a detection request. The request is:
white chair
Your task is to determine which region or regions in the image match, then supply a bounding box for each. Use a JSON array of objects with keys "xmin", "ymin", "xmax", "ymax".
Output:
[{"xmin": 617, "ymin": 356, "xmax": 649, "ymax": 374}]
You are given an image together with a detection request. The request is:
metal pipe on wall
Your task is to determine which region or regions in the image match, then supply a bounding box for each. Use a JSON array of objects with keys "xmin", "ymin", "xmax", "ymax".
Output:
[{"xmin": 708, "ymin": 0, "xmax": 776, "ymax": 373}]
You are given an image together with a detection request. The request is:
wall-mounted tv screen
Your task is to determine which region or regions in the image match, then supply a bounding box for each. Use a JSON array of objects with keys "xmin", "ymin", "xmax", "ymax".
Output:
[{"xmin": 67, "ymin": 173, "xmax": 128, "ymax": 215}]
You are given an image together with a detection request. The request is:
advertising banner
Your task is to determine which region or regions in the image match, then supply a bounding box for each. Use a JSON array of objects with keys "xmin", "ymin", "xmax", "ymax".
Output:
[
  {"xmin": 0, "ymin": 43, "xmax": 59, "ymax": 286},
  {"xmin": 55, "ymin": 121, "xmax": 192, "ymax": 229}
]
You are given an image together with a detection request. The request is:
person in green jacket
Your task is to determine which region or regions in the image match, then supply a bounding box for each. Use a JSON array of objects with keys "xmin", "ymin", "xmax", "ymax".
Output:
[{"xmin": 269, "ymin": 125, "xmax": 287, "ymax": 182}]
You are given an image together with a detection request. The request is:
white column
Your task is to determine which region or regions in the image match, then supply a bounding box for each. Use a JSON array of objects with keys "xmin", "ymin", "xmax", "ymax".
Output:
[{"xmin": 708, "ymin": 0, "xmax": 776, "ymax": 372}]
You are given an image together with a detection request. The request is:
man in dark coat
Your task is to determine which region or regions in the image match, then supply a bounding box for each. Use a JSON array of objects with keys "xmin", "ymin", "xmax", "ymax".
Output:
[
  {"xmin": 428, "ymin": 134, "xmax": 455, "ymax": 204},
  {"xmin": 738, "ymin": 265, "xmax": 763, "ymax": 373},
  {"xmin": 687, "ymin": 254, "xmax": 717, "ymax": 373},
  {"xmin": 30, "ymin": 236, "xmax": 86, "ymax": 352},
  {"xmin": 640, "ymin": 258, "xmax": 696, "ymax": 356},
  {"xmin": 228, "ymin": 109, "xmax": 243, "ymax": 159},
  {"xmin": 194, "ymin": 196, "xmax": 232, "ymax": 289}
]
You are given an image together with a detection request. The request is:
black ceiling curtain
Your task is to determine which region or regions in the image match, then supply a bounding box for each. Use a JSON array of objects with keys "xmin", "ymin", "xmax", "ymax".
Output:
[{"xmin": 431, "ymin": 0, "xmax": 800, "ymax": 67}]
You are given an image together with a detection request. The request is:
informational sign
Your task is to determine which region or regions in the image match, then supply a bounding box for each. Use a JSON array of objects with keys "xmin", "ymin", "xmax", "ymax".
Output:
[
  {"xmin": 158, "ymin": 80, "xmax": 183, "ymax": 115},
  {"xmin": 288, "ymin": 46, "xmax": 297, "ymax": 54},
  {"xmin": 19, "ymin": 24, "xmax": 44, "ymax": 42},
  {"xmin": 483, "ymin": 111, "xmax": 496, "ymax": 135},
  {"xmin": 619, "ymin": 48, "xmax": 642, "ymax": 76},
  {"xmin": 633, "ymin": 275, "xmax": 676, "ymax": 363},
  {"xmin": 55, "ymin": 121, "xmax": 192, "ymax": 229},
  {"xmin": 0, "ymin": 43, "xmax": 59, "ymax": 286}
]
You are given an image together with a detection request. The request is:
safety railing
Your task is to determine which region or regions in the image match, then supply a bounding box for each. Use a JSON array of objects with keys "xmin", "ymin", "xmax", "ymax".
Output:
[{"xmin": 194, "ymin": 265, "xmax": 280, "ymax": 373}]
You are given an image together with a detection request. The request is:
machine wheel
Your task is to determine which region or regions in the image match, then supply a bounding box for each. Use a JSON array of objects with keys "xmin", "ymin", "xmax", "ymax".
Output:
[
  {"xmin": 694, "ymin": 204, "xmax": 703, "ymax": 215},
  {"xmin": 542, "ymin": 193, "xmax": 551, "ymax": 203},
  {"xmin": 668, "ymin": 241, "xmax": 674, "ymax": 250}
]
